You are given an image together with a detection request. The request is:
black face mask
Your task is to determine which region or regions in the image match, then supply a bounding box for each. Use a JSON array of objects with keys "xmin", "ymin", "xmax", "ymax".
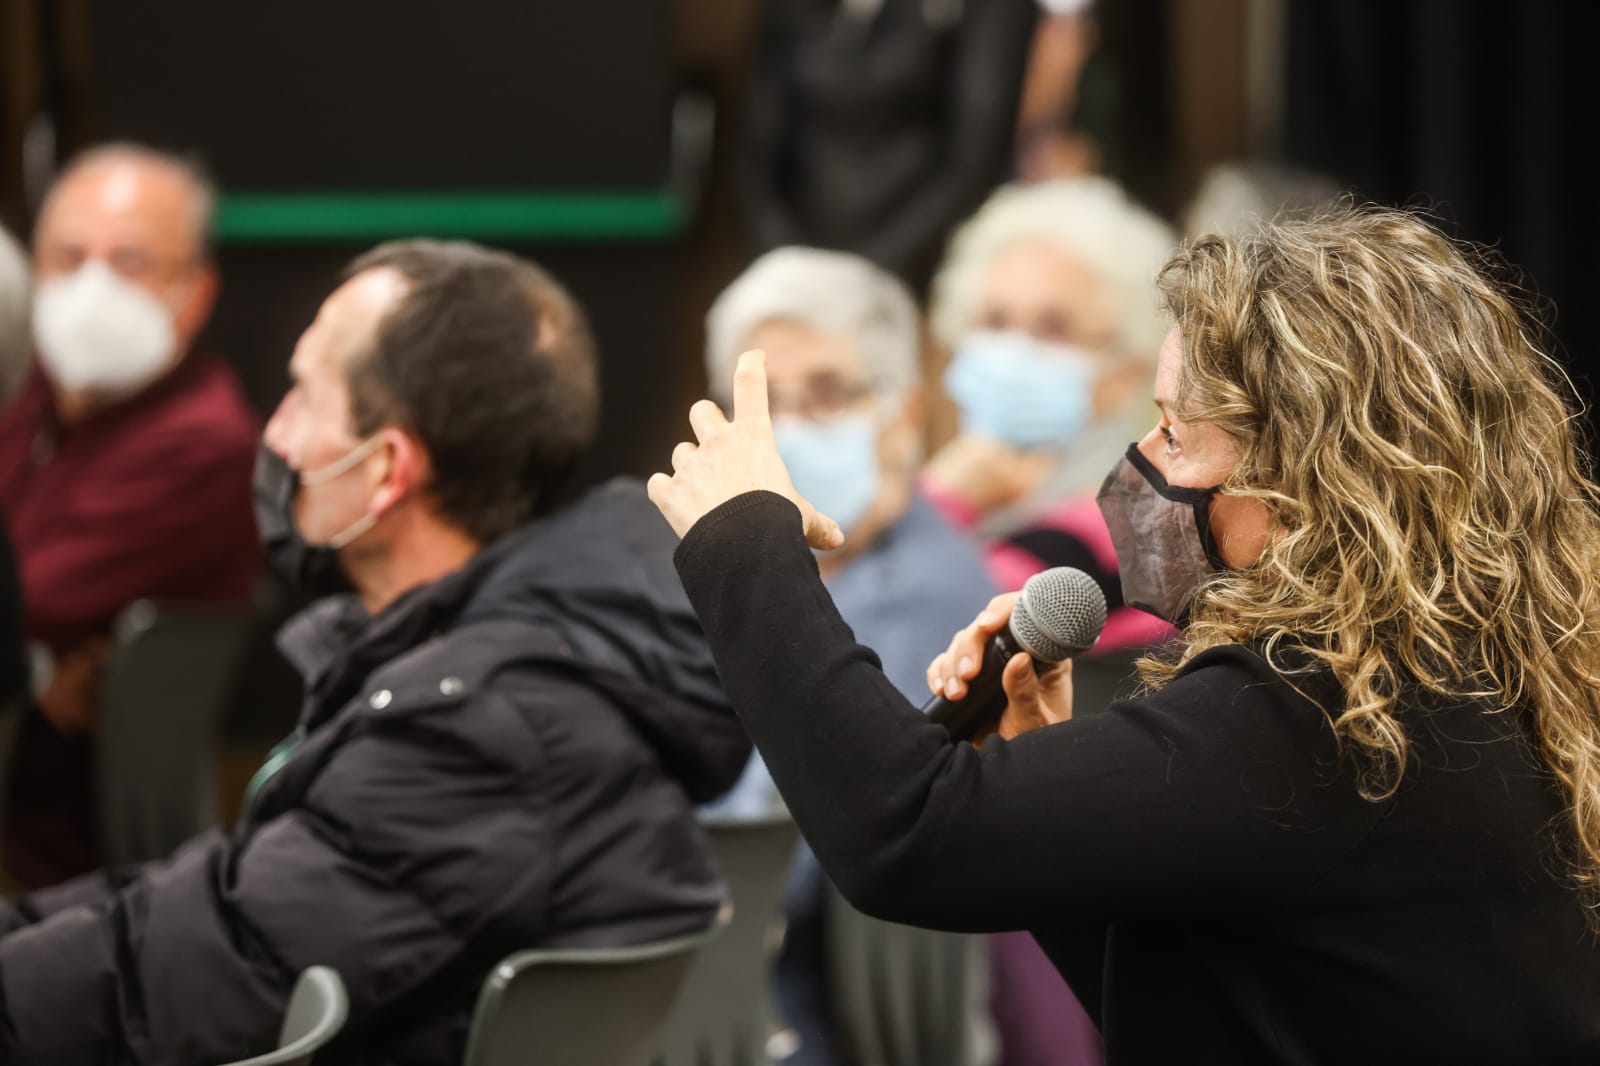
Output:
[
  {"xmin": 1095, "ymin": 443, "xmax": 1228, "ymax": 626},
  {"xmin": 252, "ymin": 445, "xmax": 355, "ymax": 599}
]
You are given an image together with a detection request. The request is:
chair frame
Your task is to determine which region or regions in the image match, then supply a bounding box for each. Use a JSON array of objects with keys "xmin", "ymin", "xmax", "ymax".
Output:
[
  {"xmin": 462, "ymin": 920, "xmax": 724, "ymax": 1066},
  {"xmin": 219, "ymin": 965, "xmax": 348, "ymax": 1066},
  {"xmin": 97, "ymin": 597, "xmax": 254, "ymax": 866},
  {"xmin": 653, "ymin": 811, "xmax": 800, "ymax": 1066}
]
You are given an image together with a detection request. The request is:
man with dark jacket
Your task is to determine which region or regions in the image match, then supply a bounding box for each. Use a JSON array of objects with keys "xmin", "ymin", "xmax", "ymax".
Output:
[{"xmin": 0, "ymin": 240, "xmax": 749, "ymax": 1064}]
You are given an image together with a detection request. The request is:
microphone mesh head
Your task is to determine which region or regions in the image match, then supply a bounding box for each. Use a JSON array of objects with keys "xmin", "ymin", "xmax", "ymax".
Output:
[{"xmin": 1013, "ymin": 567, "xmax": 1107, "ymax": 662}]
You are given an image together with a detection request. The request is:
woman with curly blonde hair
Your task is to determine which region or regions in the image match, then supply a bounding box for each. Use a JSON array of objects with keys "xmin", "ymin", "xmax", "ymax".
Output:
[{"xmin": 651, "ymin": 204, "xmax": 1600, "ymax": 1062}]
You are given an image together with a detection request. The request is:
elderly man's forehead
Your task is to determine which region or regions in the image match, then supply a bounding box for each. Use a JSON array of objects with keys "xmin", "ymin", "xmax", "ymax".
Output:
[{"xmin": 38, "ymin": 155, "xmax": 207, "ymax": 249}]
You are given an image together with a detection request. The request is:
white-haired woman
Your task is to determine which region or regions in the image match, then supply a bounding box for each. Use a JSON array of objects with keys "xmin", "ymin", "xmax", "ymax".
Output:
[
  {"xmin": 923, "ymin": 177, "xmax": 1175, "ymax": 653},
  {"xmin": 704, "ymin": 247, "xmax": 997, "ymax": 1066}
]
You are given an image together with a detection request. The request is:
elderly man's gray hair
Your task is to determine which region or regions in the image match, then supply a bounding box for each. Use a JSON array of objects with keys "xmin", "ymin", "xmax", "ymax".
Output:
[{"xmin": 705, "ymin": 247, "xmax": 921, "ymax": 404}]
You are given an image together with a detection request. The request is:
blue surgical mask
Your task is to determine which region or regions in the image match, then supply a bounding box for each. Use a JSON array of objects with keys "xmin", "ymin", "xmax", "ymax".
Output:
[
  {"xmin": 944, "ymin": 330, "xmax": 1097, "ymax": 449},
  {"xmin": 773, "ymin": 413, "xmax": 882, "ymax": 534}
]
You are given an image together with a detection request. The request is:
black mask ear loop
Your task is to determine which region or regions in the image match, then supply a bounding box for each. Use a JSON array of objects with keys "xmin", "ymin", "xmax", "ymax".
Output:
[
  {"xmin": 252, "ymin": 444, "xmax": 356, "ymax": 599},
  {"xmin": 1121, "ymin": 444, "xmax": 1229, "ymax": 571}
]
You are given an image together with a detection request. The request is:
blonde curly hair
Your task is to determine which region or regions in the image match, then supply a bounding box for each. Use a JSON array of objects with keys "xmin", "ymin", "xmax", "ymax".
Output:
[{"xmin": 1143, "ymin": 205, "xmax": 1600, "ymax": 919}]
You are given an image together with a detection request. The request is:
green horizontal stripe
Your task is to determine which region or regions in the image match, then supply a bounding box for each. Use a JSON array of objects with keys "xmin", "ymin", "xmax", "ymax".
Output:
[{"xmin": 215, "ymin": 189, "xmax": 685, "ymax": 244}]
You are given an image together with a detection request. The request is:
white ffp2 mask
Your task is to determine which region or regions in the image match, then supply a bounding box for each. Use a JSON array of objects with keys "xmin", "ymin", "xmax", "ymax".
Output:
[{"xmin": 31, "ymin": 259, "xmax": 179, "ymax": 395}]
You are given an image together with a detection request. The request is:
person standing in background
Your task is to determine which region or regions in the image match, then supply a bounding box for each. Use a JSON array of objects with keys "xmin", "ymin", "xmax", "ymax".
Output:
[
  {"xmin": 0, "ymin": 143, "xmax": 260, "ymax": 888},
  {"xmin": 1014, "ymin": 0, "xmax": 1100, "ymax": 183},
  {"xmin": 704, "ymin": 248, "xmax": 998, "ymax": 1066},
  {"xmin": 741, "ymin": 0, "xmax": 1039, "ymax": 292}
]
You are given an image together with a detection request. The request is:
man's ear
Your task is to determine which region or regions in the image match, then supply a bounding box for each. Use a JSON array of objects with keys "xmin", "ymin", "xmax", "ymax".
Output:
[
  {"xmin": 174, "ymin": 262, "xmax": 220, "ymax": 343},
  {"xmin": 367, "ymin": 427, "xmax": 429, "ymax": 515}
]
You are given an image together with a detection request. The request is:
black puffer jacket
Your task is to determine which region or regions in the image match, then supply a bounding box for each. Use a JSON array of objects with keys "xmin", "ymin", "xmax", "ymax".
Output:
[{"xmin": 0, "ymin": 480, "xmax": 749, "ymax": 1065}]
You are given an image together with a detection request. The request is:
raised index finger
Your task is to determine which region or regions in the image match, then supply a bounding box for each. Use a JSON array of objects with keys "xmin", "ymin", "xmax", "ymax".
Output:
[{"xmin": 732, "ymin": 349, "xmax": 771, "ymax": 424}]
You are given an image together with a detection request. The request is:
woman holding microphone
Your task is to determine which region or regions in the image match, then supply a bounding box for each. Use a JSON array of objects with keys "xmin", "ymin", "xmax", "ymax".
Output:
[{"xmin": 650, "ymin": 206, "xmax": 1600, "ymax": 1062}]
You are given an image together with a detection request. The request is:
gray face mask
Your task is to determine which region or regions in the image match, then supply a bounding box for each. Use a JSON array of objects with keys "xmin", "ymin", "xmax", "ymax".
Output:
[{"xmin": 1096, "ymin": 443, "xmax": 1228, "ymax": 626}]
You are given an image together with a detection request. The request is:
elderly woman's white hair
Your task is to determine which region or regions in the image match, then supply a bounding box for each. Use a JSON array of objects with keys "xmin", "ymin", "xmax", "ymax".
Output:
[
  {"xmin": 0, "ymin": 223, "xmax": 30, "ymax": 404},
  {"xmin": 705, "ymin": 247, "xmax": 921, "ymax": 405},
  {"xmin": 929, "ymin": 177, "xmax": 1174, "ymax": 367}
]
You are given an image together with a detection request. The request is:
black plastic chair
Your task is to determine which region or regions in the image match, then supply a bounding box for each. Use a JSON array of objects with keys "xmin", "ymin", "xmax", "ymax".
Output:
[
  {"xmin": 218, "ymin": 966, "xmax": 348, "ymax": 1066},
  {"xmin": 463, "ymin": 922, "xmax": 723, "ymax": 1066},
  {"xmin": 654, "ymin": 812, "xmax": 801, "ymax": 1066},
  {"xmin": 97, "ymin": 598, "xmax": 253, "ymax": 866},
  {"xmin": 826, "ymin": 888, "xmax": 993, "ymax": 1066}
]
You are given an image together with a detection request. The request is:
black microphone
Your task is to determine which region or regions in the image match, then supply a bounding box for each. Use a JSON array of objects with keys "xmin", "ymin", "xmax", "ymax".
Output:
[{"xmin": 924, "ymin": 567, "xmax": 1107, "ymax": 740}]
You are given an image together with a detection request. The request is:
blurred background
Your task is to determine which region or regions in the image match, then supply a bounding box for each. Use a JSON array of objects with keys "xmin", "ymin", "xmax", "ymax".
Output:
[
  {"xmin": 0, "ymin": 3, "xmax": 1593, "ymax": 1058},
  {"xmin": 1, "ymin": 0, "xmax": 1591, "ymax": 476},
  {"xmin": 0, "ymin": 0, "xmax": 1594, "ymax": 847}
]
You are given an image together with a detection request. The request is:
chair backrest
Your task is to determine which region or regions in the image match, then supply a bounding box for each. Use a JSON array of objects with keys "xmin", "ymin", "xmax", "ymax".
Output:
[
  {"xmin": 97, "ymin": 598, "xmax": 253, "ymax": 866},
  {"xmin": 827, "ymin": 886, "xmax": 992, "ymax": 1066},
  {"xmin": 654, "ymin": 813, "xmax": 801, "ymax": 1066},
  {"xmin": 463, "ymin": 924, "xmax": 721, "ymax": 1066},
  {"xmin": 219, "ymin": 966, "xmax": 349, "ymax": 1066}
]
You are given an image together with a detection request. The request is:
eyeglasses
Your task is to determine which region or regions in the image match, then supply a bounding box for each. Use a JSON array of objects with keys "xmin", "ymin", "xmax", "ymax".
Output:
[
  {"xmin": 765, "ymin": 377, "xmax": 879, "ymax": 421},
  {"xmin": 39, "ymin": 244, "xmax": 200, "ymax": 286}
]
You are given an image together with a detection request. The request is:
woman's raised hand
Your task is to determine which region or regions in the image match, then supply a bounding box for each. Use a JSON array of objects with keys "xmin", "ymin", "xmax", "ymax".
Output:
[{"xmin": 648, "ymin": 350, "xmax": 844, "ymax": 550}]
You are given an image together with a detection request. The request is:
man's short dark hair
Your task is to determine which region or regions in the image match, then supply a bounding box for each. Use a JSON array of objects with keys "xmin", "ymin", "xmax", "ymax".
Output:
[{"xmin": 340, "ymin": 240, "xmax": 600, "ymax": 542}]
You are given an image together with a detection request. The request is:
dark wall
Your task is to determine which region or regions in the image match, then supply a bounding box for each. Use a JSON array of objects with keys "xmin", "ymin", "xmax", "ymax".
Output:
[
  {"xmin": 84, "ymin": 1, "xmax": 671, "ymax": 189},
  {"xmin": 79, "ymin": 0, "xmax": 687, "ymax": 488}
]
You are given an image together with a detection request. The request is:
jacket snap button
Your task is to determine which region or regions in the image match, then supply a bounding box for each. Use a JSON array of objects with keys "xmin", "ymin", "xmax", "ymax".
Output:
[
  {"xmin": 369, "ymin": 689, "xmax": 393, "ymax": 709},
  {"xmin": 439, "ymin": 676, "xmax": 464, "ymax": 696}
]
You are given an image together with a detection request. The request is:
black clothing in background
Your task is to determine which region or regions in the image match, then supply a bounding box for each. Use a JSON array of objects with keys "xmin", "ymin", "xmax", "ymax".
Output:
[
  {"xmin": 741, "ymin": 0, "xmax": 1038, "ymax": 290},
  {"xmin": 673, "ymin": 491, "xmax": 1600, "ymax": 1065},
  {"xmin": 0, "ymin": 515, "xmax": 23, "ymax": 709},
  {"xmin": 0, "ymin": 480, "xmax": 750, "ymax": 1066}
]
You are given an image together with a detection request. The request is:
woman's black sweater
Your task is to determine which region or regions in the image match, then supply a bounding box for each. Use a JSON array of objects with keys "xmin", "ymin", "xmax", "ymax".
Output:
[{"xmin": 675, "ymin": 492, "xmax": 1600, "ymax": 1064}]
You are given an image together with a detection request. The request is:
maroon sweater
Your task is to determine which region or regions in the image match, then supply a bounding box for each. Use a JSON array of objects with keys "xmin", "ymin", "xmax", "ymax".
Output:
[{"xmin": 0, "ymin": 354, "xmax": 261, "ymax": 886}]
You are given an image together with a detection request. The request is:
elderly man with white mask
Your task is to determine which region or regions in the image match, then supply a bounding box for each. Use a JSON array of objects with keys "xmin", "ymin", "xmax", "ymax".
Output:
[
  {"xmin": 0, "ymin": 143, "xmax": 259, "ymax": 889},
  {"xmin": 704, "ymin": 247, "xmax": 996, "ymax": 1066}
]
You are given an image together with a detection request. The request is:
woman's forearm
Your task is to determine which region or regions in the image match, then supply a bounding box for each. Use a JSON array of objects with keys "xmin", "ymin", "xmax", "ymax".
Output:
[{"xmin": 674, "ymin": 492, "xmax": 1375, "ymax": 930}]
